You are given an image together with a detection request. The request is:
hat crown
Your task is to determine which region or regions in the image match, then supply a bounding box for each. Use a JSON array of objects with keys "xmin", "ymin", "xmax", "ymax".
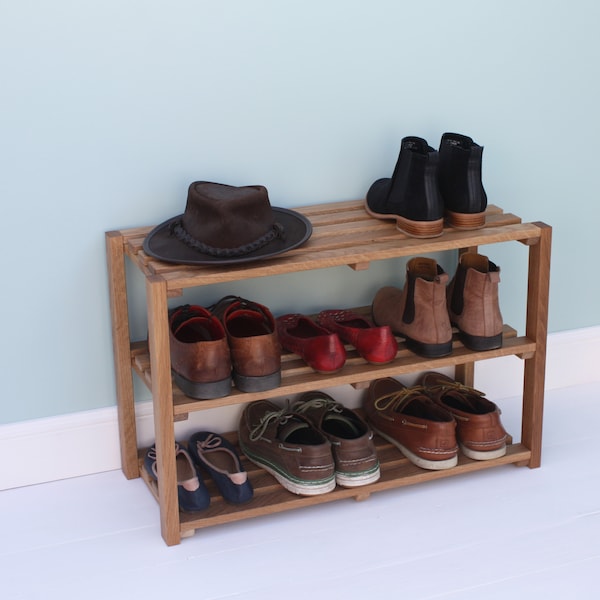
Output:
[
  {"xmin": 142, "ymin": 180, "xmax": 312, "ymax": 265},
  {"xmin": 182, "ymin": 182, "xmax": 275, "ymax": 249}
]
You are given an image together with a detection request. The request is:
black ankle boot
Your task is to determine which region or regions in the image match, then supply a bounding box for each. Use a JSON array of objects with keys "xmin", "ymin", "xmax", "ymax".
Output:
[
  {"xmin": 438, "ymin": 132, "xmax": 487, "ymax": 230},
  {"xmin": 365, "ymin": 136, "xmax": 444, "ymax": 238}
]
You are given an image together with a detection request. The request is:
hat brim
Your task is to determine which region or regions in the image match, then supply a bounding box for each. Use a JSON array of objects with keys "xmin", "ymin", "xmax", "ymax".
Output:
[{"xmin": 142, "ymin": 207, "xmax": 312, "ymax": 266}]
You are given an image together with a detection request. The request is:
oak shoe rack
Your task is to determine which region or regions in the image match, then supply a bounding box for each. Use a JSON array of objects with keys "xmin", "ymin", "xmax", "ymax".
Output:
[{"xmin": 106, "ymin": 200, "xmax": 551, "ymax": 546}]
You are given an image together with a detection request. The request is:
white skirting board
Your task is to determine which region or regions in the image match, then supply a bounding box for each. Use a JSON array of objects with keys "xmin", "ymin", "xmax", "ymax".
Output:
[{"xmin": 2, "ymin": 326, "xmax": 599, "ymax": 491}]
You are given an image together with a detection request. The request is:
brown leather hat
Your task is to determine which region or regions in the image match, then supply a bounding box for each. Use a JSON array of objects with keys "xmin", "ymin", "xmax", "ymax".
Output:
[{"xmin": 143, "ymin": 181, "xmax": 312, "ymax": 265}]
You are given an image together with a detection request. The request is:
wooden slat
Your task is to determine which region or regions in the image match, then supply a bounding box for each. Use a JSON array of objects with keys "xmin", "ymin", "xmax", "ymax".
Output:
[
  {"xmin": 141, "ymin": 224, "xmax": 539, "ymax": 290},
  {"xmin": 118, "ymin": 201, "xmax": 532, "ymax": 291},
  {"xmin": 129, "ymin": 324, "xmax": 534, "ymax": 417}
]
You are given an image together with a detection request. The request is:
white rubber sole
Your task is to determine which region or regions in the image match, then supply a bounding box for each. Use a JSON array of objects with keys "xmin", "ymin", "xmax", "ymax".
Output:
[
  {"xmin": 373, "ymin": 427, "xmax": 458, "ymax": 471},
  {"xmin": 460, "ymin": 443, "xmax": 507, "ymax": 461},
  {"xmin": 241, "ymin": 444, "xmax": 336, "ymax": 496},
  {"xmin": 262, "ymin": 461, "xmax": 336, "ymax": 495},
  {"xmin": 335, "ymin": 466, "xmax": 381, "ymax": 488}
]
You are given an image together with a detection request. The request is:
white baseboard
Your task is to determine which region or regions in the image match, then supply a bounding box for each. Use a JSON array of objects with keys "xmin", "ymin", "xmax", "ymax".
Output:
[{"xmin": 2, "ymin": 326, "xmax": 599, "ymax": 491}]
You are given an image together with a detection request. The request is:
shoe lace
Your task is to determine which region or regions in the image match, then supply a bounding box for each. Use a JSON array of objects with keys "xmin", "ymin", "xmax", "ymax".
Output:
[
  {"xmin": 426, "ymin": 381, "xmax": 486, "ymax": 397},
  {"xmin": 195, "ymin": 433, "xmax": 223, "ymax": 450},
  {"xmin": 292, "ymin": 396, "xmax": 343, "ymax": 415},
  {"xmin": 146, "ymin": 442, "xmax": 181, "ymax": 462},
  {"xmin": 374, "ymin": 386, "xmax": 428, "ymax": 412},
  {"xmin": 194, "ymin": 433, "xmax": 245, "ymax": 476},
  {"xmin": 249, "ymin": 407, "xmax": 294, "ymax": 442}
]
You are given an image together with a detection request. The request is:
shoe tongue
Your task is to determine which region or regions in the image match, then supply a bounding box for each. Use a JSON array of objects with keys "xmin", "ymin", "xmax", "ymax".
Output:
[
  {"xmin": 393, "ymin": 390, "xmax": 434, "ymax": 415},
  {"xmin": 228, "ymin": 308, "xmax": 272, "ymax": 336},
  {"xmin": 229, "ymin": 309, "xmax": 261, "ymax": 321},
  {"xmin": 174, "ymin": 316, "xmax": 215, "ymax": 341},
  {"xmin": 444, "ymin": 389, "xmax": 476, "ymax": 409},
  {"xmin": 323, "ymin": 413, "xmax": 362, "ymax": 438},
  {"xmin": 395, "ymin": 394, "xmax": 421, "ymax": 412},
  {"xmin": 443, "ymin": 389, "xmax": 487, "ymax": 413},
  {"xmin": 278, "ymin": 417, "xmax": 311, "ymax": 442}
]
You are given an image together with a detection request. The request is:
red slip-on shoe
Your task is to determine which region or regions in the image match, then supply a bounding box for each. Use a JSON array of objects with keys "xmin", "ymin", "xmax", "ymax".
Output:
[
  {"xmin": 317, "ymin": 309, "xmax": 398, "ymax": 364},
  {"xmin": 276, "ymin": 313, "xmax": 346, "ymax": 373}
]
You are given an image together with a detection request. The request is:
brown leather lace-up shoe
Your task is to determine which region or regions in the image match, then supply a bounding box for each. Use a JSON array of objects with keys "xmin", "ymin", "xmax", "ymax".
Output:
[
  {"xmin": 364, "ymin": 377, "xmax": 458, "ymax": 470},
  {"xmin": 419, "ymin": 372, "xmax": 508, "ymax": 460},
  {"xmin": 447, "ymin": 252, "xmax": 503, "ymax": 351},
  {"xmin": 169, "ymin": 304, "xmax": 232, "ymax": 399},
  {"xmin": 210, "ymin": 296, "xmax": 281, "ymax": 392},
  {"xmin": 292, "ymin": 390, "xmax": 380, "ymax": 487},
  {"xmin": 238, "ymin": 400, "xmax": 336, "ymax": 496},
  {"xmin": 372, "ymin": 257, "xmax": 453, "ymax": 358}
]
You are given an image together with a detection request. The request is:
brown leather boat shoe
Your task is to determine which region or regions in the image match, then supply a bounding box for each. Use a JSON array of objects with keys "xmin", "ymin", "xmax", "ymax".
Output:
[
  {"xmin": 292, "ymin": 390, "xmax": 380, "ymax": 487},
  {"xmin": 364, "ymin": 377, "xmax": 458, "ymax": 470},
  {"xmin": 238, "ymin": 400, "xmax": 336, "ymax": 496},
  {"xmin": 419, "ymin": 371, "xmax": 508, "ymax": 460}
]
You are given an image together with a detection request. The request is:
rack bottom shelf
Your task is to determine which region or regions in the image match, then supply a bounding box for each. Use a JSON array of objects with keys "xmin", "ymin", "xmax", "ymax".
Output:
[{"xmin": 139, "ymin": 435, "xmax": 532, "ymax": 538}]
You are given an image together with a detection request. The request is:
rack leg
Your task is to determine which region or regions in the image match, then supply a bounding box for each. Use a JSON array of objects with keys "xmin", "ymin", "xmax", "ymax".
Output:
[
  {"xmin": 522, "ymin": 223, "xmax": 552, "ymax": 468},
  {"xmin": 147, "ymin": 275, "xmax": 181, "ymax": 546},
  {"xmin": 455, "ymin": 363, "xmax": 474, "ymax": 388},
  {"xmin": 106, "ymin": 232, "xmax": 139, "ymax": 479}
]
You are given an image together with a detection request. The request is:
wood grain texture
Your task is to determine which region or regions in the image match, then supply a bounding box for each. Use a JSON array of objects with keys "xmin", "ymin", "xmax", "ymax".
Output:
[
  {"xmin": 105, "ymin": 231, "xmax": 139, "ymax": 479},
  {"xmin": 106, "ymin": 201, "xmax": 550, "ymax": 545},
  {"xmin": 138, "ymin": 438, "xmax": 531, "ymax": 535}
]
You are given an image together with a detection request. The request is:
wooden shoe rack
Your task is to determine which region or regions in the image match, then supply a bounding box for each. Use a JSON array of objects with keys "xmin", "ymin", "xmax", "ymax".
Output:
[{"xmin": 106, "ymin": 200, "xmax": 551, "ymax": 546}]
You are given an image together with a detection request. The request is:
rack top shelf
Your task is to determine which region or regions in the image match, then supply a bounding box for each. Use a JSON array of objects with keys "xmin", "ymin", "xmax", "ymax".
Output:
[{"xmin": 107, "ymin": 200, "xmax": 543, "ymax": 290}]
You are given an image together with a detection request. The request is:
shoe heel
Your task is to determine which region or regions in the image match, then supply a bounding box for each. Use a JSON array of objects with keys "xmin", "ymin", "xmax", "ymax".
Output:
[
  {"xmin": 395, "ymin": 215, "xmax": 444, "ymax": 238},
  {"xmin": 173, "ymin": 372, "xmax": 232, "ymax": 399},
  {"xmin": 460, "ymin": 443, "xmax": 507, "ymax": 461},
  {"xmin": 234, "ymin": 369, "xmax": 281, "ymax": 393},
  {"xmin": 405, "ymin": 337, "xmax": 452, "ymax": 358},
  {"xmin": 445, "ymin": 209, "xmax": 486, "ymax": 230},
  {"xmin": 458, "ymin": 331, "xmax": 503, "ymax": 351}
]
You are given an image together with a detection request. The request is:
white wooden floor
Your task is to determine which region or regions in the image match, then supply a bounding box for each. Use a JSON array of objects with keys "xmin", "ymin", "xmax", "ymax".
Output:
[{"xmin": 2, "ymin": 381, "xmax": 599, "ymax": 600}]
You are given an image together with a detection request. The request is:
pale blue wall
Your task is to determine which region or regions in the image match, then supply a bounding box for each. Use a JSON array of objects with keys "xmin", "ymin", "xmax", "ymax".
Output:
[{"xmin": 2, "ymin": 1, "xmax": 599, "ymax": 424}]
